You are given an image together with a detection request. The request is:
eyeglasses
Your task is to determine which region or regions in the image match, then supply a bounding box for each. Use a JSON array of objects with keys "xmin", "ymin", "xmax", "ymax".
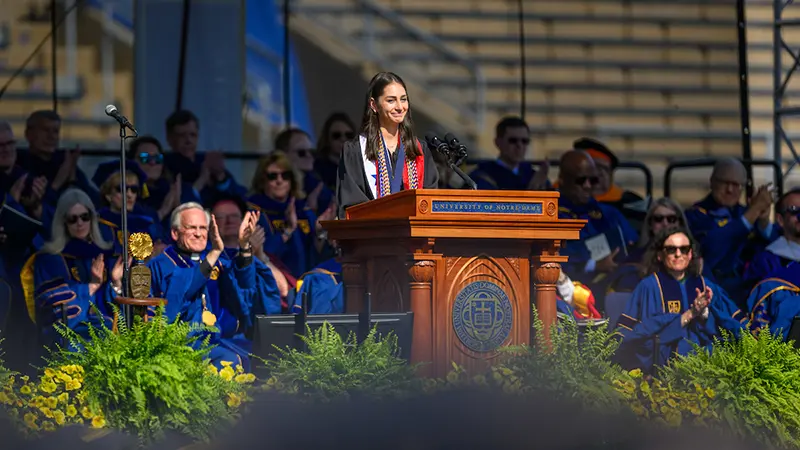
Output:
[
  {"xmin": 138, "ymin": 152, "xmax": 164, "ymax": 164},
  {"xmin": 651, "ymin": 214, "xmax": 679, "ymax": 224},
  {"xmin": 266, "ymin": 171, "xmax": 292, "ymax": 181},
  {"xmin": 331, "ymin": 131, "xmax": 354, "ymax": 140},
  {"xmin": 293, "ymin": 149, "xmax": 314, "ymax": 158},
  {"xmin": 113, "ymin": 185, "xmax": 140, "ymax": 195},
  {"xmin": 711, "ymin": 177, "xmax": 744, "ymax": 191},
  {"xmin": 507, "ymin": 137, "xmax": 530, "ymax": 145},
  {"xmin": 780, "ymin": 205, "xmax": 800, "ymax": 219},
  {"xmin": 66, "ymin": 212, "xmax": 91, "ymax": 225},
  {"xmin": 663, "ymin": 245, "xmax": 692, "ymax": 255},
  {"xmin": 575, "ymin": 176, "xmax": 600, "ymax": 186}
]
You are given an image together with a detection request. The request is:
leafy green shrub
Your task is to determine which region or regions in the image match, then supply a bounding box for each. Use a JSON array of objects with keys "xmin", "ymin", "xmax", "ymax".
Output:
[
  {"xmin": 262, "ymin": 322, "xmax": 419, "ymax": 401},
  {"xmin": 48, "ymin": 307, "xmax": 252, "ymax": 447},
  {"xmin": 658, "ymin": 329, "xmax": 800, "ymax": 449},
  {"xmin": 497, "ymin": 309, "xmax": 628, "ymax": 412},
  {"xmin": 613, "ymin": 368, "xmax": 719, "ymax": 429}
]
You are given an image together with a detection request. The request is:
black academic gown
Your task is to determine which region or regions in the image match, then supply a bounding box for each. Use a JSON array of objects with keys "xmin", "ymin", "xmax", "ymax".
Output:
[{"xmin": 336, "ymin": 136, "xmax": 439, "ymax": 219}]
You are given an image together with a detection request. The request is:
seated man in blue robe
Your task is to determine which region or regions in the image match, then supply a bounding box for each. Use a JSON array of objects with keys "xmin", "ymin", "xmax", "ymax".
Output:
[
  {"xmin": 745, "ymin": 187, "xmax": 800, "ymax": 283},
  {"xmin": 113, "ymin": 202, "xmax": 268, "ymax": 371},
  {"xmin": 615, "ymin": 228, "xmax": 747, "ymax": 374},
  {"xmin": 556, "ymin": 150, "xmax": 638, "ymax": 311},
  {"xmin": 292, "ymin": 257, "xmax": 344, "ymax": 315},
  {"xmin": 747, "ymin": 266, "xmax": 800, "ymax": 339},
  {"xmin": 468, "ymin": 116, "xmax": 550, "ymax": 191},
  {"xmin": 685, "ymin": 158, "xmax": 779, "ymax": 307}
]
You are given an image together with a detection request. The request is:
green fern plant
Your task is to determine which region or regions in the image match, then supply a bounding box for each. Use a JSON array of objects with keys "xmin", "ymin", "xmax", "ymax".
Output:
[
  {"xmin": 497, "ymin": 307, "xmax": 628, "ymax": 412},
  {"xmin": 263, "ymin": 322, "xmax": 420, "ymax": 402},
  {"xmin": 47, "ymin": 306, "xmax": 246, "ymax": 447},
  {"xmin": 659, "ymin": 329, "xmax": 800, "ymax": 449}
]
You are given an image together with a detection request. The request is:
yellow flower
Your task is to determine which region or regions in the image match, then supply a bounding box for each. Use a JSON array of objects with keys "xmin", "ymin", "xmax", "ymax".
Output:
[
  {"xmin": 33, "ymin": 396, "xmax": 46, "ymax": 408},
  {"xmin": 44, "ymin": 368, "xmax": 56, "ymax": 378},
  {"xmin": 25, "ymin": 420, "xmax": 40, "ymax": 431},
  {"xmin": 236, "ymin": 364, "xmax": 245, "ymax": 374},
  {"xmin": 20, "ymin": 375, "xmax": 30, "ymax": 383},
  {"xmin": 57, "ymin": 392, "xmax": 69, "ymax": 404},
  {"xmin": 23, "ymin": 412, "xmax": 37, "ymax": 425},
  {"xmin": 0, "ymin": 392, "xmax": 11, "ymax": 405},
  {"xmin": 91, "ymin": 416, "xmax": 106, "ymax": 428},
  {"xmin": 704, "ymin": 388, "xmax": 715, "ymax": 399},
  {"xmin": 20, "ymin": 385, "xmax": 32, "ymax": 395},
  {"xmin": 81, "ymin": 406, "xmax": 93, "ymax": 419},
  {"xmin": 53, "ymin": 410, "xmax": 66, "ymax": 426},
  {"xmin": 66, "ymin": 405, "xmax": 77, "ymax": 418},
  {"xmin": 56, "ymin": 372, "xmax": 73, "ymax": 383},
  {"xmin": 65, "ymin": 380, "xmax": 82, "ymax": 391},
  {"xmin": 207, "ymin": 364, "xmax": 218, "ymax": 375},
  {"xmin": 41, "ymin": 421, "xmax": 56, "ymax": 432},
  {"xmin": 234, "ymin": 373, "xmax": 255, "ymax": 384},
  {"xmin": 220, "ymin": 361, "xmax": 233, "ymax": 367},
  {"xmin": 46, "ymin": 397, "xmax": 58, "ymax": 409},
  {"xmin": 219, "ymin": 366, "xmax": 235, "ymax": 382},
  {"xmin": 40, "ymin": 381, "xmax": 57, "ymax": 394},
  {"xmin": 226, "ymin": 393, "xmax": 241, "ymax": 408}
]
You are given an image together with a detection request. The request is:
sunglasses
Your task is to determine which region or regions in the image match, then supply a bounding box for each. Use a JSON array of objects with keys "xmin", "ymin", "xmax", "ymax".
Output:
[
  {"xmin": 651, "ymin": 214, "xmax": 679, "ymax": 224},
  {"xmin": 266, "ymin": 171, "xmax": 292, "ymax": 181},
  {"xmin": 293, "ymin": 149, "xmax": 314, "ymax": 158},
  {"xmin": 113, "ymin": 185, "xmax": 140, "ymax": 195},
  {"xmin": 508, "ymin": 137, "xmax": 531, "ymax": 145},
  {"xmin": 138, "ymin": 152, "xmax": 164, "ymax": 164},
  {"xmin": 66, "ymin": 212, "xmax": 91, "ymax": 225},
  {"xmin": 331, "ymin": 131, "xmax": 354, "ymax": 140},
  {"xmin": 575, "ymin": 176, "xmax": 600, "ymax": 186},
  {"xmin": 663, "ymin": 245, "xmax": 692, "ymax": 255}
]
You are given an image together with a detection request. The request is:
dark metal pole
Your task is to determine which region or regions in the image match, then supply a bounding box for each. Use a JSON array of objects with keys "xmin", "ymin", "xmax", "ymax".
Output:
[
  {"xmin": 119, "ymin": 127, "xmax": 131, "ymax": 326},
  {"xmin": 517, "ymin": 0, "xmax": 526, "ymax": 120},
  {"xmin": 50, "ymin": 0, "xmax": 58, "ymax": 113},
  {"xmin": 773, "ymin": 0, "xmax": 783, "ymax": 186},
  {"xmin": 283, "ymin": 0, "xmax": 291, "ymax": 127},
  {"xmin": 175, "ymin": 0, "xmax": 192, "ymax": 111},
  {"xmin": 736, "ymin": 0, "xmax": 754, "ymax": 194}
]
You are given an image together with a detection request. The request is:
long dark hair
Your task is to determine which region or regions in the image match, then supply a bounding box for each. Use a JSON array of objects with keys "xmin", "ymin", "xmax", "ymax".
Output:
[
  {"xmin": 360, "ymin": 72, "xmax": 421, "ymax": 162},
  {"xmin": 642, "ymin": 226, "xmax": 702, "ymax": 278}
]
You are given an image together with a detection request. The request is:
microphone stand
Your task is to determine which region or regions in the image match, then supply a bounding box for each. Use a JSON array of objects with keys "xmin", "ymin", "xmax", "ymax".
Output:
[
  {"xmin": 117, "ymin": 124, "xmax": 137, "ymax": 328},
  {"xmin": 449, "ymin": 160, "xmax": 477, "ymax": 190}
]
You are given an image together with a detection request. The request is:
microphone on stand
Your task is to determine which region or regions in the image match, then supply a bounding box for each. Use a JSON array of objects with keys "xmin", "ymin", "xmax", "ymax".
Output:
[
  {"xmin": 444, "ymin": 133, "xmax": 468, "ymax": 164},
  {"xmin": 425, "ymin": 132, "xmax": 478, "ymax": 190},
  {"xmin": 105, "ymin": 104, "xmax": 138, "ymax": 135}
]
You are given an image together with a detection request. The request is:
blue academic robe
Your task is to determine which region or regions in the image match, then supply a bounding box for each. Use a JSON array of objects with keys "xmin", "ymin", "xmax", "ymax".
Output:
[
  {"xmin": 292, "ymin": 258, "xmax": 344, "ymax": 314},
  {"xmin": 686, "ymin": 195, "xmax": 780, "ymax": 304},
  {"xmin": 142, "ymin": 245, "xmax": 266, "ymax": 370},
  {"xmin": 15, "ymin": 149, "xmax": 99, "ymax": 207},
  {"xmin": 469, "ymin": 160, "xmax": 551, "ymax": 191},
  {"xmin": 97, "ymin": 207, "xmax": 164, "ymax": 256},
  {"xmin": 558, "ymin": 196, "xmax": 639, "ymax": 305},
  {"xmin": 223, "ymin": 248, "xmax": 282, "ymax": 316},
  {"xmin": 247, "ymin": 194, "xmax": 319, "ymax": 278},
  {"xmin": 20, "ymin": 239, "xmax": 115, "ymax": 344},
  {"xmin": 744, "ymin": 238, "xmax": 800, "ymax": 285},
  {"xmin": 163, "ymin": 152, "xmax": 247, "ymax": 203},
  {"xmin": 615, "ymin": 272, "xmax": 747, "ymax": 373},
  {"xmin": 747, "ymin": 271, "xmax": 800, "ymax": 339}
]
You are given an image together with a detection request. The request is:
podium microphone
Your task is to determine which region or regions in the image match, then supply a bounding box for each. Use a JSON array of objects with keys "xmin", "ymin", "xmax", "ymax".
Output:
[
  {"xmin": 444, "ymin": 132, "xmax": 468, "ymax": 163},
  {"xmin": 105, "ymin": 104, "xmax": 138, "ymax": 135},
  {"xmin": 425, "ymin": 132, "xmax": 478, "ymax": 190}
]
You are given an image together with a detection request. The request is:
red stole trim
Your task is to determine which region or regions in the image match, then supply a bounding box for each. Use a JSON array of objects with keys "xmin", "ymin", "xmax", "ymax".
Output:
[{"xmin": 402, "ymin": 140, "xmax": 425, "ymax": 190}]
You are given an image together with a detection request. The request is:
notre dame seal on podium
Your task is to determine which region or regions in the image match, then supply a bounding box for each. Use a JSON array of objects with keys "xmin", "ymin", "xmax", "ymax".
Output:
[{"xmin": 452, "ymin": 281, "xmax": 513, "ymax": 353}]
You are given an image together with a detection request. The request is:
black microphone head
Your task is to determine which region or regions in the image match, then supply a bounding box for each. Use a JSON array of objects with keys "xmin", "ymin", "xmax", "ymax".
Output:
[
  {"xmin": 424, "ymin": 132, "xmax": 439, "ymax": 146},
  {"xmin": 444, "ymin": 133, "xmax": 458, "ymax": 146},
  {"xmin": 105, "ymin": 104, "xmax": 118, "ymax": 116}
]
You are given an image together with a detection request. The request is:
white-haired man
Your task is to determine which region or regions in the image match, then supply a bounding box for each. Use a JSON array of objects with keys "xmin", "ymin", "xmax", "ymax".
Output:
[{"xmin": 112, "ymin": 202, "xmax": 264, "ymax": 370}]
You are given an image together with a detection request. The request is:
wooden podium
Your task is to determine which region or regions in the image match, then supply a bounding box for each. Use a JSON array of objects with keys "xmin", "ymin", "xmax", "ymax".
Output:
[{"xmin": 323, "ymin": 189, "xmax": 585, "ymax": 378}]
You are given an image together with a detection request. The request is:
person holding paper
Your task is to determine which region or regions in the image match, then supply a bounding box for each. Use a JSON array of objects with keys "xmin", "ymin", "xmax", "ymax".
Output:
[
  {"xmin": 336, "ymin": 71, "xmax": 439, "ymax": 219},
  {"xmin": 556, "ymin": 150, "xmax": 638, "ymax": 311}
]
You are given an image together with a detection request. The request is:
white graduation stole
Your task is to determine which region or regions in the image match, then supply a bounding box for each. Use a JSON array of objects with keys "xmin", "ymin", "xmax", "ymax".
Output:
[{"xmin": 359, "ymin": 135, "xmax": 378, "ymax": 199}]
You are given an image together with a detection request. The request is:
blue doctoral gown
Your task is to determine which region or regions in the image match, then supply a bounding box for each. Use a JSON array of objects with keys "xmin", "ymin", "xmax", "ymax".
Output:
[
  {"xmin": 558, "ymin": 196, "xmax": 639, "ymax": 306},
  {"xmin": 685, "ymin": 195, "xmax": 780, "ymax": 304},
  {"xmin": 747, "ymin": 270, "xmax": 800, "ymax": 339},
  {"xmin": 468, "ymin": 160, "xmax": 551, "ymax": 191},
  {"xmin": 223, "ymin": 248, "xmax": 282, "ymax": 317},
  {"xmin": 292, "ymin": 258, "xmax": 344, "ymax": 314},
  {"xmin": 615, "ymin": 272, "xmax": 747, "ymax": 373},
  {"xmin": 141, "ymin": 246, "xmax": 270, "ymax": 371},
  {"xmin": 247, "ymin": 194, "xmax": 320, "ymax": 278},
  {"xmin": 20, "ymin": 239, "xmax": 115, "ymax": 345},
  {"xmin": 744, "ymin": 237, "xmax": 800, "ymax": 285}
]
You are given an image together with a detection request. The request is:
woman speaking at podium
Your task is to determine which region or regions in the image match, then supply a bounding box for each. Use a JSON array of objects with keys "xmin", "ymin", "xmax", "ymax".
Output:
[{"xmin": 336, "ymin": 72, "xmax": 439, "ymax": 219}]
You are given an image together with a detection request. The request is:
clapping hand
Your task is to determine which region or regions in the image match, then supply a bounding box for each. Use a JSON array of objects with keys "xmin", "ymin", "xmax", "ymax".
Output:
[
  {"xmin": 692, "ymin": 286, "xmax": 713, "ymax": 315},
  {"xmin": 249, "ymin": 225, "xmax": 267, "ymax": 258},
  {"xmin": 90, "ymin": 254, "xmax": 105, "ymax": 284},
  {"xmin": 238, "ymin": 210, "xmax": 261, "ymax": 248},
  {"xmin": 284, "ymin": 198, "xmax": 298, "ymax": 232},
  {"xmin": 528, "ymin": 160, "xmax": 550, "ymax": 191},
  {"xmin": 209, "ymin": 214, "xmax": 225, "ymax": 252}
]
